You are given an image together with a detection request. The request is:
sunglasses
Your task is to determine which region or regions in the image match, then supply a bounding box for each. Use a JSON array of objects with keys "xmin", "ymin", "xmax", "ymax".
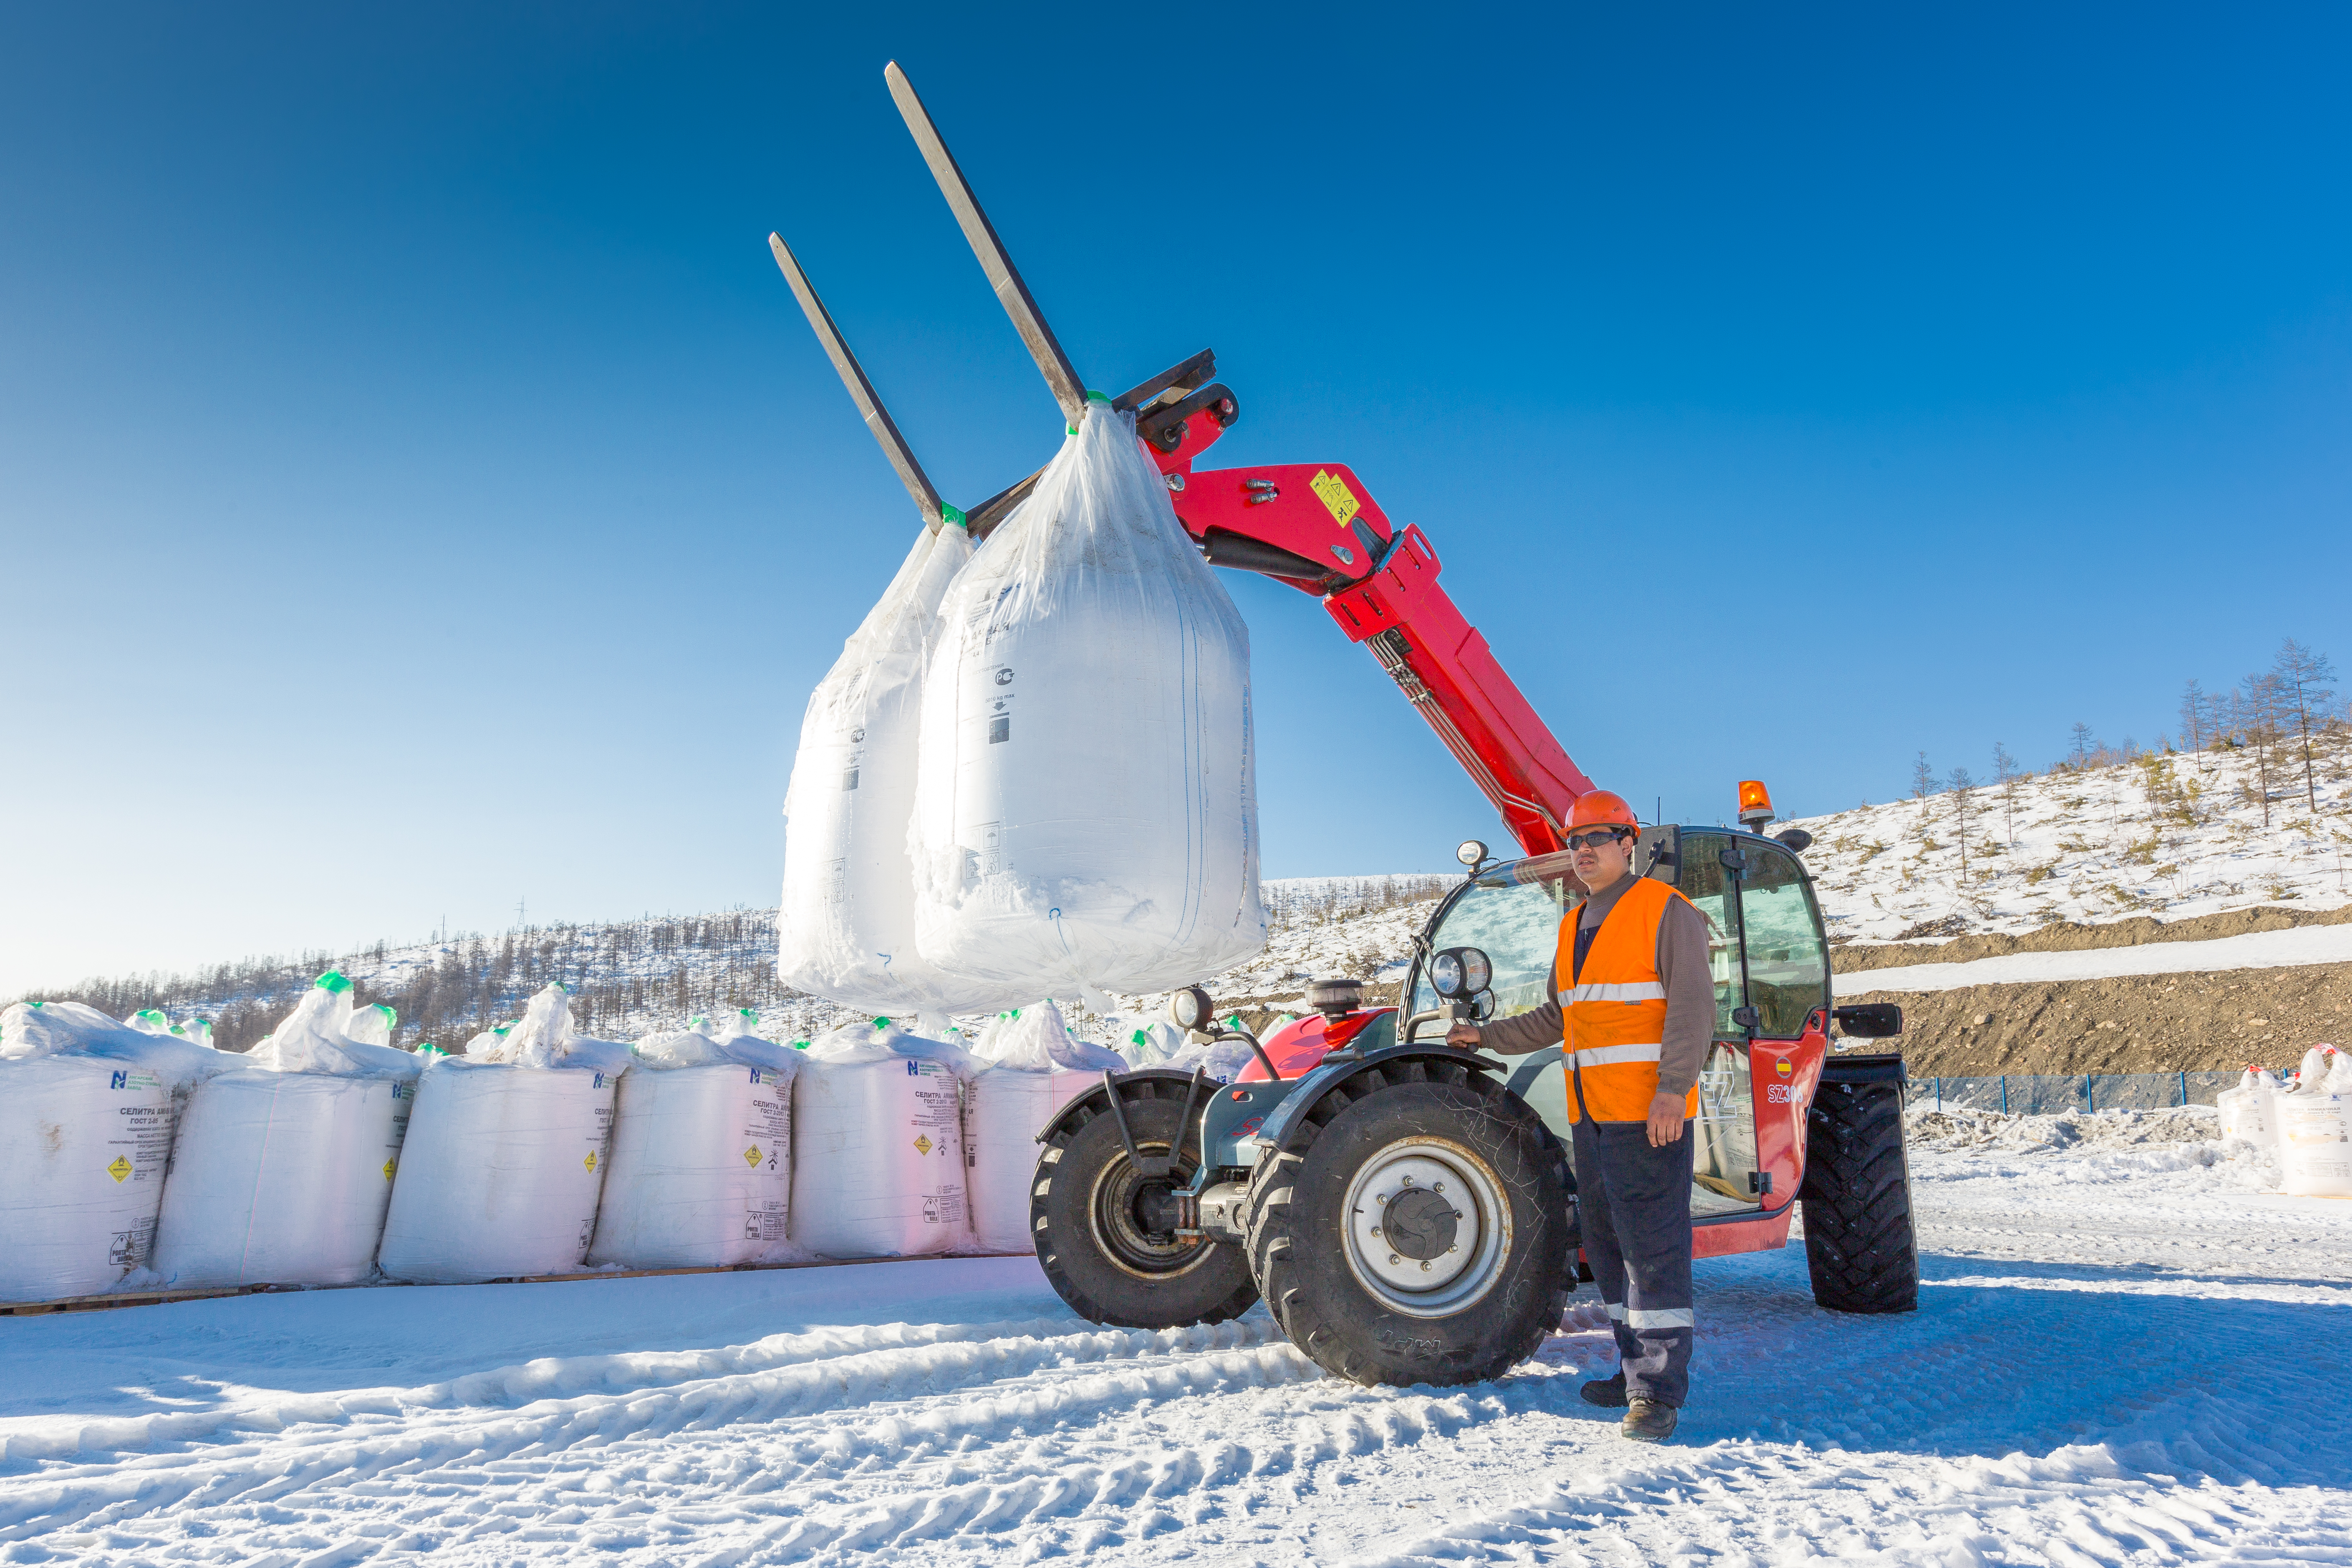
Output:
[{"xmin": 1567, "ymin": 828, "xmax": 1630, "ymax": 851}]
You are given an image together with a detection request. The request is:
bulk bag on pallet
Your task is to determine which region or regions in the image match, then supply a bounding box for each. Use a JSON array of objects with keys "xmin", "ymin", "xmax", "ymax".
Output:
[
  {"xmin": 965, "ymin": 1001, "xmax": 1126, "ymax": 1253},
  {"xmin": 152, "ymin": 973, "xmax": 421, "ymax": 1288},
  {"xmin": 2217, "ymin": 1068, "xmax": 2281, "ymax": 1149},
  {"xmin": 376, "ymin": 985, "xmax": 623, "ymax": 1283},
  {"xmin": 909, "ymin": 399, "xmax": 1267, "ymax": 1003},
  {"xmin": 2279, "ymin": 1047, "xmax": 2352, "ymax": 1197},
  {"xmin": 589, "ymin": 1012, "xmax": 801, "ymax": 1269},
  {"xmin": 0, "ymin": 1002, "xmax": 227, "ymax": 1300},
  {"xmin": 790, "ymin": 1021, "xmax": 976, "ymax": 1258},
  {"xmin": 778, "ymin": 522, "xmax": 976, "ymax": 1013}
]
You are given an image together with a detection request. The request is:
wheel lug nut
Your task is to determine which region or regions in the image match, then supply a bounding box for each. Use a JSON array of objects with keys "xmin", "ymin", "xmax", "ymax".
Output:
[
  {"xmin": 1420, "ymin": 1261, "xmax": 1431, "ymax": 1271},
  {"xmin": 1369, "ymin": 1227, "xmax": 1382, "ymax": 1237},
  {"xmin": 1388, "ymin": 1254, "xmax": 1401, "ymax": 1265}
]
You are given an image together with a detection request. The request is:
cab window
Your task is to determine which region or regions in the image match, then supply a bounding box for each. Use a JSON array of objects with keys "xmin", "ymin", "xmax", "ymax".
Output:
[
  {"xmin": 1666, "ymin": 831, "xmax": 1745, "ymax": 1041},
  {"xmin": 1408, "ymin": 856, "xmax": 1575, "ymax": 1025},
  {"xmin": 1739, "ymin": 842, "xmax": 1830, "ymax": 1037}
]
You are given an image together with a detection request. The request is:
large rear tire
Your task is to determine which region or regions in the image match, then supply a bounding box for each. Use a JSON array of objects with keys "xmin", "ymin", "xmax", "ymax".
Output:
[
  {"xmin": 1032, "ymin": 1076, "xmax": 1259, "ymax": 1329},
  {"xmin": 1799, "ymin": 1075, "xmax": 1920, "ymax": 1313},
  {"xmin": 1245, "ymin": 1057, "xmax": 1569, "ymax": 1386}
]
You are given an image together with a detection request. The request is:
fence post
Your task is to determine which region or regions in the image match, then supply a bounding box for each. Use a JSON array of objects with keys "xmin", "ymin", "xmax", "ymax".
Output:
[
  {"xmin": 2000, "ymin": 1075, "xmax": 2008, "ymax": 1115},
  {"xmin": 2086, "ymin": 1074, "xmax": 2095, "ymax": 1113},
  {"xmin": 2179, "ymin": 1069, "xmax": 2187, "ymax": 1107},
  {"xmin": 1936, "ymin": 1076, "xmax": 1943, "ymax": 1111}
]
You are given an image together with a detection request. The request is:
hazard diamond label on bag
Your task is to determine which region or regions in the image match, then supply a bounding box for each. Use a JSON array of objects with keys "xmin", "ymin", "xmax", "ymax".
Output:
[
  {"xmin": 383, "ymin": 1158, "xmax": 397, "ymax": 1181},
  {"xmin": 1311, "ymin": 469, "xmax": 1361, "ymax": 527},
  {"xmin": 743, "ymin": 1145, "xmax": 762, "ymax": 1167},
  {"xmin": 106, "ymin": 1156, "xmax": 133, "ymax": 1182},
  {"xmin": 913, "ymin": 1134, "xmax": 934, "ymax": 1156},
  {"xmin": 583, "ymin": 1151, "xmax": 598, "ymax": 1173}
]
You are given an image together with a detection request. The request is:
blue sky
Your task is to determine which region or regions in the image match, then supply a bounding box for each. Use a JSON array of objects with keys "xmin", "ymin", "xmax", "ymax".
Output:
[{"xmin": 4, "ymin": 3, "xmax": 2347, "ymax": 993}]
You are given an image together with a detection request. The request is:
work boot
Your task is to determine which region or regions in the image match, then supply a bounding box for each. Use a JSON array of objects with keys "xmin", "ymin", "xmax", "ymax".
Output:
[
  {"xmin": 1621, "ymin": 1398, "xmax": 1678, "ymax": 1444},
  {"xmin": 1579, "ymin": 1371, "xmax": 1628, "ymax": 1408}
]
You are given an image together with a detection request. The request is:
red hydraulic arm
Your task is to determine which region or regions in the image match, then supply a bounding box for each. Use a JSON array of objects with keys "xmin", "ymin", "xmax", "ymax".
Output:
[{"xmin": 1138, "ymin": 408, "xmax": 1594, "ymax": 857}]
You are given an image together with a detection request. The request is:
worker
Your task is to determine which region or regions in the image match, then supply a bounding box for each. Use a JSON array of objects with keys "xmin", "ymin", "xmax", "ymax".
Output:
[{"xmin": 1447, "ymin": 789, "xmax": 1712, "ymax": 1443}]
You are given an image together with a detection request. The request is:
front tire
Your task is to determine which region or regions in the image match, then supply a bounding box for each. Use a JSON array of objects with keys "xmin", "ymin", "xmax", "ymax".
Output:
[
  {"xmin": 1245, "ymin": 1058, "xmax": 1569, "ymax": 1386},
  {"xmin": 1799, "ymin": 1076, "xmax": 1920, "ymax": 1313},
  {"xmin": 1032, "ymin": 1076, "xmax": 1259, "ymax": 1329}
]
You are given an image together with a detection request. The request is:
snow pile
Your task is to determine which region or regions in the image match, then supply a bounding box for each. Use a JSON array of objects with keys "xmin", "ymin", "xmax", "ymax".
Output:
[{"xmin": 151, "ymin": 972, "xmax": 421, "ymax": 1289}]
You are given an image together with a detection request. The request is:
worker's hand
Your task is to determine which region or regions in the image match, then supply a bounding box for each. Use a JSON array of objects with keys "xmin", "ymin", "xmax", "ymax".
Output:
[
  {"xmin": 1444, "ymin": 1023, "xmax": 1481, "ymax": 1050},
  {"xmin": 1645, "ymin": 1091, "xmax": 1685, "ymax": 1148}
]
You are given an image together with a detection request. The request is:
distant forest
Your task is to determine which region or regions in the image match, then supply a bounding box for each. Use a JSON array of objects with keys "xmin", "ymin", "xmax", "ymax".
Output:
[{"xmin": 7, "ymin": 876, "xmax": 1459, "ymax": 1055}]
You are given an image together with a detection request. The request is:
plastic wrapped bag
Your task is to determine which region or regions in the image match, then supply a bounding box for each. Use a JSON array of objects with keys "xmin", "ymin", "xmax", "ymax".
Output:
[
  {"xmin": 348, "ymin": 1003, "xmax": 398, "ymax": 1048},
  {"xmin": 0, "ymin": 1001, "xmax": 227, "ymax": 1299},
  {"xmin": 790, "ymin": 1020, "xmax": 977, "ymax": 1258},
  {"xmin": 964, "ymin": 1001, "xmax": 1125, "ymax": 1253},
  {"xmin": 152, "ymin": 973, "xmax": 421, "ymax": 1289},
  {"xmin": 909, "ymin": 399, "xmax": 1267, "ymax": 1004},
  {"xmin": 376, "ymin": 985, "xmax": 624, "ymax": 1283},
  {"xmin": 590, "ymin": 1011, "xmax": 802, "ymax": 1269},
  {"xmin": 778, "ymin": 522, "xmax": 976, "ymax": 1013}
]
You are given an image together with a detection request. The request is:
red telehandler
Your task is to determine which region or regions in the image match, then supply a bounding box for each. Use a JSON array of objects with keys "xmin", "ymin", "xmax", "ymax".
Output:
[{"xmin": 769, "ymin": 63, "xmax": 1919, "ymax": 1389}]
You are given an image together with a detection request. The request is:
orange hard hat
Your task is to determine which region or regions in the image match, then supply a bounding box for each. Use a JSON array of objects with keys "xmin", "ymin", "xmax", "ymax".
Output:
[{"xmin": 1567, "ymin": 790, "xmax": 1640, "ymax": 833}]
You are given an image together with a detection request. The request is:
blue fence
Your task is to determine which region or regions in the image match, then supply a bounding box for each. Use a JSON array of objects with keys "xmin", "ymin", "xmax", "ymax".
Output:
[{"xmin": 1905, "ymin": 1071, "xmax": 2240, "ymax": 1115}]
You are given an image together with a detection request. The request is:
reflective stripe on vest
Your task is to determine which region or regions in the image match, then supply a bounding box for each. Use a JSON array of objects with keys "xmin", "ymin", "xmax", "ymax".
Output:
[{"xmin": 1559, "ymin": 877, "xmax": 1703, "ymax": 1124}]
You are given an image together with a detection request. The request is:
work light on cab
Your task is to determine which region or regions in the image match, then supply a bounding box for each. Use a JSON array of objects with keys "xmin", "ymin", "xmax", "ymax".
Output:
[{"xmin": 1428, "ymin": 946, "xmax": 1492, "ymax": 1000}]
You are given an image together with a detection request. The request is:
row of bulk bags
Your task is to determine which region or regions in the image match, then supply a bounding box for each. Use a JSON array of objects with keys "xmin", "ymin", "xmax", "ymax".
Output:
[
  {"xmin": 152, "ymin": 972, "xmax": 421, "ymax": 1288},
  {"xmin": 779, "ymin": 399, "xmax": 1268, "ymax": 1018},
  {"xmin": 589, "ymin": 1010, "xmax": 799, "ymax": 1270},
  {"xmin": 0, "ymin": 1002, "xmax": 228, "ymax": 1301},
  {"xmin": 378, "ymin": 983, "xmax": 632, "ymax": 1283}
]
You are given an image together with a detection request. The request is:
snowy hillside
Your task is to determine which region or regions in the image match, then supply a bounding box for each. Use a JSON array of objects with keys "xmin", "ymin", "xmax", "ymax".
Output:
[
  {"xmin": 10, "ymin": 875, "xmax": 1460, "ymax": 1056},
  {"xmin": 1788, "ymin": 733, "xmax": 2352, "ymax": 946}
]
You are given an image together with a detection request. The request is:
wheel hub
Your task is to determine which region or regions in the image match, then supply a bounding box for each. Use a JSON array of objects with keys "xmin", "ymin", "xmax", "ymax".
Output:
[
  {"xmin": 1341, "ymin": 1139, "xmax": 1512, "ymax": 1318},
  {"xmin": 1090, "ymin": 1144, "xmax": 1208, "ymax": 1280}
]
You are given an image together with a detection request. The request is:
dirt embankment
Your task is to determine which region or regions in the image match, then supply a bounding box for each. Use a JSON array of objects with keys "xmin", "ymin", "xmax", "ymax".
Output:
[
  {"xmin": 1839, "ymin": 964, "xmax": 2352, "ymax": 1076},
  {"xmin": 1833, "ymin": 902, "xmax": 2352, "ymax": 974}
]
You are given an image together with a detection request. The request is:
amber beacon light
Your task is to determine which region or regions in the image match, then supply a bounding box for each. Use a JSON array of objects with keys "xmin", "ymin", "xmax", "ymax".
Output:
[{"xmin": 1736, "ymin": 779, "xmax": 1775, "ymax": 829}]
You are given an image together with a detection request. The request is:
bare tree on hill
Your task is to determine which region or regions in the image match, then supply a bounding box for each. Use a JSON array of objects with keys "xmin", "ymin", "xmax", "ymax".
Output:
[
  {"xmin": 1991, "ymin": 742, "xmax": 2019, "ymax": 847},
  {"xmin": 2272, "ymin": 639, "xmax": 2336, "ymax": 814},
  {"xmin": 1910, "ymin": 752, "xmax": 1935, "ymax": 816},
  {"xmin": 1948, "ymin": 766, "xmax": 1976, "ymax": 880}
]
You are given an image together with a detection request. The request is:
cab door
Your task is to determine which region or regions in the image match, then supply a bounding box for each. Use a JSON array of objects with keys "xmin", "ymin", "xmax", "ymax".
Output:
[{"xmin": 1666, "ymin": 831, "xmax": 1765, "ymax": 1216}]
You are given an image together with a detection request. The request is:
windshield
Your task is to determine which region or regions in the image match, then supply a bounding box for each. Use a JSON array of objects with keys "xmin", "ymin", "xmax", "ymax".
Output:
[{"xmin": 1407, "ymin": 853, "xmax": 1575, "ymax": 1030}]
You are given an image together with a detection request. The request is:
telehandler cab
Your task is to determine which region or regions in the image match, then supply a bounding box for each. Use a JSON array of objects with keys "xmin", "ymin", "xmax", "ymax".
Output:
[{"xmin": 770, "ymin": 64, "xmax": 1920, "ymax": 1388}]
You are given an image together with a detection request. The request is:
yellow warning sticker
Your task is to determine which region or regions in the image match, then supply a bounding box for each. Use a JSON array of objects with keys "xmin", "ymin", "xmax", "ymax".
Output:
[
  {"xmin": 583, "ymin": 1151, "xmax": 599, "ymax": 1173},
  {"xmin": 1310, "ymin": 469, "xmax": 1360, "ymax": 528},
  {"xmin": 106, "ymin": 1156, "xmax": 133, "ymax": 1183},
  {"xmin": 913, "ymin": 1134, "xmax": 934, "ymax": 1156},
  {"xmin": 383, "ymin": 1158, "xmax": 397, "ymax": 1181},
  {"xmin": 743, "ymin": 1145, "xmax": 762, "ymax": 1167}
]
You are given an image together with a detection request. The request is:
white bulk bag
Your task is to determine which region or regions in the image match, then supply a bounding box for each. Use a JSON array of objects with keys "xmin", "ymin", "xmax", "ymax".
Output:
[
  {"xmin": 909, "ymin": 399, "xmax": 1267, "ymax": 1003},
  {"xmin": 790, "ymin": 1021, "xmax": 976, "ymax": 1258},
  {"xmin": 589, "ymin": 1013, "xmax": 801, "ymax": 1269},
  {"xmin": 153, "ymin": 973, "xmax": 421, "ymax": 1289},
  {"xmin": 2217, "ymin": 1069, "xmax": 2273, "ymax": 1146},
  {"xmin": 779, "ymin": 522, "xmax": 975, "ymax": 1013},
  {"xmin": 376, "ymin": 985, "xmax": 623, "ymax": 1283},
  {"xmin": 0, "ymin": 1001, "xmax": 226, "ymax": 1300},
  {"xmin": 965, "ymin": 1001, "xmax": 1126, "ymax": 1253},
  {"xmin": 2279, "ymin": 1091, "xmax": 2352, "ymax": 1197}
]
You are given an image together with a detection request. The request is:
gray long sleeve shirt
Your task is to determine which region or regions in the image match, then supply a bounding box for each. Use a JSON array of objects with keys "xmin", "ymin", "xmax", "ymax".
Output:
[{"xmin": 1475, "ymin": 873, "xmax": 1717, "ymax": 1100}]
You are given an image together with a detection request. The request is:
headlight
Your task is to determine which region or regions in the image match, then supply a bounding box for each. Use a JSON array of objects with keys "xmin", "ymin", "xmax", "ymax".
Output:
[
  {"xmin": 1430, "ymin": 951, "xmax": 1464, "ymax": 998},
  {"xmin": 1460, "ymin": 947, "xmax": 1492, "ymax": 995},
  {"xmin": 1169, "ymin": 985, "xmax": 1213, "ymax": 1031}
]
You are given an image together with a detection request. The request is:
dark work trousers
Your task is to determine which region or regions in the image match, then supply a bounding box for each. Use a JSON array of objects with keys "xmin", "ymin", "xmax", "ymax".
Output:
[{"xmin": 1570, "ymin": 1115, "xmax": 1696, "ymax": 1407}]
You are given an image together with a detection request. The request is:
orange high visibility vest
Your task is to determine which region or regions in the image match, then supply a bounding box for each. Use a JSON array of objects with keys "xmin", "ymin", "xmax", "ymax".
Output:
[{"xmin": 1557, "ymin": 876, "xmax": 1703, "ymax": 1124}]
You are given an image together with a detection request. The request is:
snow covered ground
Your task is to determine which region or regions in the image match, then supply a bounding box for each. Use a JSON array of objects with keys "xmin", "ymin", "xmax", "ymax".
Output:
[
  {"xmin": 1833, "ymin": 922, "xmax": 2352, "ymax": 995},
  {"xmin": 5, "ymin": 1110, "xmax": 2346, "ymax": 1566},
  {"xmin": 1785, "ymin": 740, "xmax": 2352, "ymax": 945}
]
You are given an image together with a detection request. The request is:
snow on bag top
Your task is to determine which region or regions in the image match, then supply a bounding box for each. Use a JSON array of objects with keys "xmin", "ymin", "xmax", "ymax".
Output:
[
  {"xmin": 909, "ymin": 399, "xmax": 1267, "ymax": 1003},
  {"xmin": 778, "ymin": 521, "xmax": 976, "ymax": 1014}
]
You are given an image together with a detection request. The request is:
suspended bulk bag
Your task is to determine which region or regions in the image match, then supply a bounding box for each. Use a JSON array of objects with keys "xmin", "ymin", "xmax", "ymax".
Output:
[
  {"xmin": 0, "ymin": 1002, "xmax": 226, "ymax": 1300},
  {"xmin": 909, "ymin": 399, "xmax": 1268, "ymax": 1002},
  {"xmin": 589, "ymin": 1012, "xmax": 801, "ymax": 1269},
  {"xmin": 152, "ymin": 973, "xmax": 421, "ymax": 1289},
  {"xmin": 779, "ymin": 522, "xmax": 976, "ymax": 1014},
  {"xmin": 964, "ymin": 1001, "xmax": 1126, "ymax": 1254},
  {"xmin": 790, "ymin": 1022, "xmax": 976, "ymax": 1258},
  {"xmin": 376, "ymin": 985, "xmax": 623, "ymax": 1283}
]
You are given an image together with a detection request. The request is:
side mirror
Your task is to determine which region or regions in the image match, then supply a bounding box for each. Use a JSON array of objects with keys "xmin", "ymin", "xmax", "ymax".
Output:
[
  {"xmin": 1773, "ymin": 827, "xmax": 1814, "ymax": 853},
  {"xmin": 1831, "ymin": 1002, "xmax": 1904, "ymax": 1038}
]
